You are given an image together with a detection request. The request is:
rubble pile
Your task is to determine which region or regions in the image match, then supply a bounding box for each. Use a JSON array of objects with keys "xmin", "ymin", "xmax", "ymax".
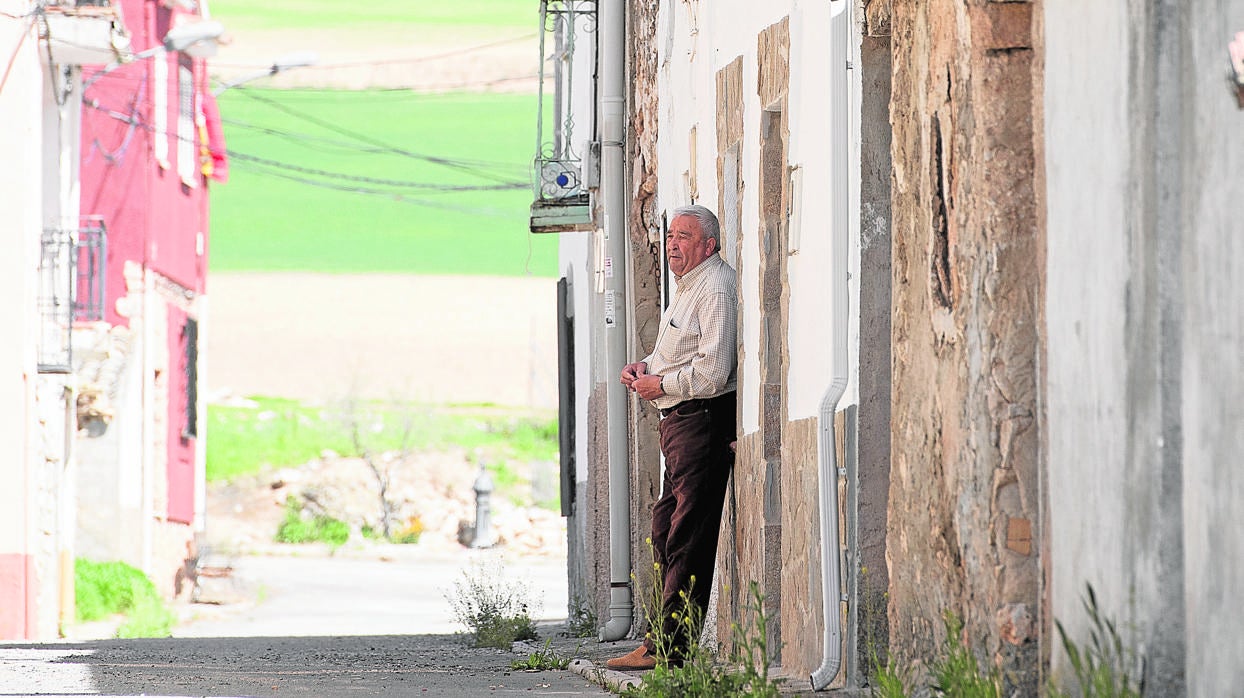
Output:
[{"xmin": 205, "ymin": 449, "xmax": 566, "ymax": 557}]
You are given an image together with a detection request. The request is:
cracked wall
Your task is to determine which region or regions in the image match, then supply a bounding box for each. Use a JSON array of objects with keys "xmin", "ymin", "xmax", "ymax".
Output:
[{"xmin": 888, "ymin": 0, "xmax": 1043, "ymax": 691}]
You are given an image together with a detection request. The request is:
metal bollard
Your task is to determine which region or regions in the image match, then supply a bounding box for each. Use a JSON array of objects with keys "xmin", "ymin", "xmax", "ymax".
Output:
[{"xmin": 471, "ymin": 464, "xmax": 495, "ymax": 548}]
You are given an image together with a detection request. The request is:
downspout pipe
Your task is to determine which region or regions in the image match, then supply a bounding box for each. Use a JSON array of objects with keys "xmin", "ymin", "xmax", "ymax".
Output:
[
  {"xmin": 598, "ymin": 0, "xmax": 632, "ymax": 642},
  {"xmin": 810, "ymin": 0, "xmax": 851, "ymax": 689}
]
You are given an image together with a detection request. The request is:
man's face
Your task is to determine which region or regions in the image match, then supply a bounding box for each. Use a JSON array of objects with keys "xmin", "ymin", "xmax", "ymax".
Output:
[{"xmin": 666, "ymin": 215, "xmax": 717, "ymax": 277}]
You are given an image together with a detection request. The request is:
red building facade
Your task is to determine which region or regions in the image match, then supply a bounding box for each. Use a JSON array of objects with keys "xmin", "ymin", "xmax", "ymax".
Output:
[{"xmin": 76, "ymin": 0, "xmax": 221, "ymax": 592}]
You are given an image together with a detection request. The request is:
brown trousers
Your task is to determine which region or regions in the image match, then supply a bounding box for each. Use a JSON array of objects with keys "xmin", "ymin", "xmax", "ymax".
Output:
[{"xmin": 643, "ymin": 391, "xmax": 736, "ymax": 659}]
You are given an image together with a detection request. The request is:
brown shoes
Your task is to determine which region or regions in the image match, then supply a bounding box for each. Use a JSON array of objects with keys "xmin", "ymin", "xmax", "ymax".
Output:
[{"xmin": 604, "ymin": 644, "xmax": 657, "ymax": 671}]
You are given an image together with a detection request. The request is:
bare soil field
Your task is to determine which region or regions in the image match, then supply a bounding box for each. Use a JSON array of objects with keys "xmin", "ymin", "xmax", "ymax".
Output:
[
  {"xmin": 206, "ymin": 272, "xmax": 558, "ymax": 408},
  {"xmin": 211, "ymin": 25, "xmax": 540, "ymax": 92}
]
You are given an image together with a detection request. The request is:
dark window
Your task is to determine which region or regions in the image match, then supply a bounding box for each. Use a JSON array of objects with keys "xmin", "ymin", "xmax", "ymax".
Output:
[{"xmin": 182, "ymin": 318, "xmax": 198, "ymax": 438}]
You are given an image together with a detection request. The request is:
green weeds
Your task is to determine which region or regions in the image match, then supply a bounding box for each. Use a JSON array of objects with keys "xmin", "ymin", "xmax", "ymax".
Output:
[
  {"xmin": 864, "ymin": 586, "xmax": 1143, "ymax": 698},
  {"xmin": 623, "ymin": 557, "xmax": 783, "ymax": 698},
  {"xmin": 931, "ymin": 613, "xmax": 1001, "ymax": 698},
  {"xmin": 274, "ymin": 496, "xmax": 350, "ymax": 547},
  {"xmin": 566, "ymin": 597, "xmax": 597, "ymax": 639},
  {"xmin": 511, "ymin": 638, "xmax": 572, "ymax": 671},
  {"xmin": 1051, "ymin": 585, "xmax": 1143, "ymax": 698},
  {"xmin": 447, "ymin": 560, "xmax": 539, "ymax": 649}
]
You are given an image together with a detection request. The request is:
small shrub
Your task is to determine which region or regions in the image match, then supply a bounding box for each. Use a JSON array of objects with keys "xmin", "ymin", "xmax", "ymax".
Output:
[
  {"xmin": 510, "ymin": 638, "xmax": 571, "ymax": 671},
  {"xmin": 274, "ymin": 496, "xmax": 350, "ymax": 546},
  {"xmin": 446, "ymin": 560, "xmax": 539, "ymax": 649},
  {"xmin": 74, "ymin": 558, "xmax": 174, "ymax": 638}
]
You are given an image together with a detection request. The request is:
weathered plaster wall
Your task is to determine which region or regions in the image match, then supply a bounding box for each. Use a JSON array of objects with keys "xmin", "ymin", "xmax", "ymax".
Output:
[
  {"xmin": 1045, "ymin": 0, "xmax": 1244, "ymax": 694},
  {"xmin": 1177, "ymin": 7, "xmax": 1244, "ymax": 693},
  {"xmin": 888, "ymin": 0, "xmax": 1042, "ymax": 689}
]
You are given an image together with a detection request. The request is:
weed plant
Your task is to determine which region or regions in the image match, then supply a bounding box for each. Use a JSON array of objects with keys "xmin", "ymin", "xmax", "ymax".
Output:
[
  {"xmin": 447, "ymin": 560, "xmax": 539, "ymax": 649},
  {"xmin": 567, "ymin": 597, "xmax": 597, "ymax": 639},
  {"xmin": 1051, "ymin": 585, "xmax": 1143, "ymax": 698},
  {"xmin": 931, "ymin": 612, "xmax": 1001, "ymax": 698},
  {"xmin": 623, "ymin": 557, "xmax": 782, "ymax": 698},
  {"xmin": 75, "ymin": 558, "xmax": 174, "ymax": 638},
  {"xmin": 864, "ymin": 588, "xmax": 1142, "ymax": 698},
  {"xmin": 274, "ymin": 496, "xmax": 350, "ymax": 546},
  {"xmin": 510, "ymin": 638, "xmax": 572, "ymax": 671}
]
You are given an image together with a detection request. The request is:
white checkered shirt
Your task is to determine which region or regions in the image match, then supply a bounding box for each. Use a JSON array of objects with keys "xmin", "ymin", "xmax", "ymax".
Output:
[{"xmin": 642, "ymin": 254, "xmax": 738, "ymax": 410}]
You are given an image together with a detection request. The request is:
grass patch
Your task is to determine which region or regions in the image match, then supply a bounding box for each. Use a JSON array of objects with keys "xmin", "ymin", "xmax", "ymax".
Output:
[
  {"xmin": 212, "ymin": 89, "xmax": 555, "ymax": 277},
  {"xmin": 206, "ymin": 397, "xmax": 558, "ymax": 483},
  {"xmin": 75, "ymin": 559, "xmax": 175, "ymax": 638}
]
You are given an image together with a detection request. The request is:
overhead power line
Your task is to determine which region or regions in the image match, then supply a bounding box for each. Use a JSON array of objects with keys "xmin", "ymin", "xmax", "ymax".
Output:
[
  {"xmin": 83, "ymin": 99, "xmax": 531, "ymax": 215},
  {"xmin": 229, "ymin": 87, "xmax": 526, "ymax": 186}
]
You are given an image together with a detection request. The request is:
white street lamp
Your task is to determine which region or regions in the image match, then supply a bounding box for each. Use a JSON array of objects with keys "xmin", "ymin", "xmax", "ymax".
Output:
[{"xmin": 83, "ymin": 20, "xmax": 226, "ymax": 89}]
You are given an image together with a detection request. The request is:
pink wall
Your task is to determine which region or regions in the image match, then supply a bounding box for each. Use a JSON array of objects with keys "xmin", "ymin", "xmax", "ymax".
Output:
[
  {"xmin": 80, "ymin": 0, "xmax": 211, "ymax": 328},
  {"xmin": 79, "ymin": 0, "xmax": 209, "ymax": 529},
  {"xmin": 0, "ymin": 554, "xmax": 36, "ymax": 640},
  {"xmin": 165, "ymin": 303, "xmax": 195, "ymax": 525}
]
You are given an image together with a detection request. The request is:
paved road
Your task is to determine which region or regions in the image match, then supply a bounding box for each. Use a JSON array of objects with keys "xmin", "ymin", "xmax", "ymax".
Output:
[
  {"xmin": 0, "ymin": 633, "xmax": 625, "ymax": 697},
  {"xmin": 1, "ymin": 550, "xmax": 632, "ymax": 697},
  {"xmin": 175, "ymin": 549, "xmax": 571, "ymax": 638}
]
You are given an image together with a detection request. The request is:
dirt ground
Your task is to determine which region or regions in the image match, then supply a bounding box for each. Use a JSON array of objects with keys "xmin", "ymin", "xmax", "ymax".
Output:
[
  {"xmin": 205, "ymin": 272, "xmax": 558, "ymax": 409},
  {"xmin": 211, "ymin": 24, "xmax": 540, "ymax": 92}
]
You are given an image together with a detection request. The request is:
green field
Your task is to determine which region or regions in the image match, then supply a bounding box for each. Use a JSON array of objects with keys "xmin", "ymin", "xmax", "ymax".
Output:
[
  {"xmin": 212, "ymin": 88, "xmax": 556, "ymax": 276},
  {"xmin": 208, "ymin": 0, "xmax": 533, "ymax": 31}
]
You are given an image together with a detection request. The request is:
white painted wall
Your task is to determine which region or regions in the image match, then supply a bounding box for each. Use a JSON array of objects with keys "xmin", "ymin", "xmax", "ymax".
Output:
[
  {"xmin": 1044, "ymin": 0, "xmax": 1134, "ymax": 624},
  {"xmin": 654, "ymin": 0, "xmax": 859, "ymax": 431},
  {"xmin": 0, "ymin": 2, "xmax": 51, "ymax": 639},
  {"xmin": 1046, "ymin": 0, "xmax": 1244, "ymax": 693}
]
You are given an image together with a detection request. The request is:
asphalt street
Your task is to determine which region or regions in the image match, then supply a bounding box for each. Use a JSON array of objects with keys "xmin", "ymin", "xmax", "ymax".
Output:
[{"xmin": 0, "ymin": 550, "xmax": 637, "ymax": 697}]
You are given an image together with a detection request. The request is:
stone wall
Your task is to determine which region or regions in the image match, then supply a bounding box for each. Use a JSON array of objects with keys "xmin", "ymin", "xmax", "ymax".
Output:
[
  {"xmin": 625, "ymin": 0, "xmax": 664, "ymax": 640},
  {"xmin": 888, "ymin": 0, "xmax": 1042, "ymax": 690}
]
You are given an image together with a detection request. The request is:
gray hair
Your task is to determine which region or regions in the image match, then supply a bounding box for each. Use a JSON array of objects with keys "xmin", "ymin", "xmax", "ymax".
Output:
[{"xmin": 671, "ymin": 205, "xmax": 721, "ymax": 250}]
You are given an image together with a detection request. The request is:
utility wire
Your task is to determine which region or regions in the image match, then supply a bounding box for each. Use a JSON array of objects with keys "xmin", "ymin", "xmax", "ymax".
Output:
[
  {"xmin": 230, "ymin": 87, "xmax": 526, "ymax": 185},
  {"xmin": 208, "ymin": 32, "xmax": 537, "ymax": 71},
  {"xmin": 84, "ymin": 99, "xmax": 529, "ymax": 215},
  {"xmin": 227, "ymin": 150, "xmax": 526, "ymax": 193},
  {"xmin": 231, "ymin": 159, "xmax": 515, "ymax": 217},
  {"xmin": 220, "ymin": 115, "xmax": 528, "ymax": 178}
]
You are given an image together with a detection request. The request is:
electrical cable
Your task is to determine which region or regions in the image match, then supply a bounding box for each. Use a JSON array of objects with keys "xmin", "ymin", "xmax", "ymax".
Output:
[
  {"xmin": 83, "ymin": 98, "xmax": 528, "ymax": 215},
  {"xmin": 208, "ymin": 32, "xmax": 537, "ymax": 71},
  {"xmin": 0, "ymin": 14, "xmax": 35, "ymax": 96},
  {"xmin": 229, "ymin": 87, "xmax": 526, "ymax": 185},
  {"xmin": 218, "ymin": 115, "xmax": 528, "ymax": 180}
]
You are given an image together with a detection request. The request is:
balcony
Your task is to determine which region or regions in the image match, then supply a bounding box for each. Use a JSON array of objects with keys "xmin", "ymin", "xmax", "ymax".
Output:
[
  {"xmin": 38, "ymin": 218, "xmax": 107, "ymax": 374},
  {"xmin": 530, "ymin": 0, "xmax": 597, "ymax": 233}
]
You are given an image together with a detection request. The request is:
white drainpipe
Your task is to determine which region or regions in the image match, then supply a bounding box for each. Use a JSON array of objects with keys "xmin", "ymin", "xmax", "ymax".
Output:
[
  {"xmin": 598, "ymin": 0, "xmax": 632, "ymax": 642},
  {"xmin": 810, "ymin": 0, "xmax": 850, "ymax": 690}
]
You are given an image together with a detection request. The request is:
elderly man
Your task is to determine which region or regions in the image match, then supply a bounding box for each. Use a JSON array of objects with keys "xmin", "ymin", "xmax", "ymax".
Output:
[{"xmin": 606, "ymin": 205, "xmax": 738, "ymax": 670}]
